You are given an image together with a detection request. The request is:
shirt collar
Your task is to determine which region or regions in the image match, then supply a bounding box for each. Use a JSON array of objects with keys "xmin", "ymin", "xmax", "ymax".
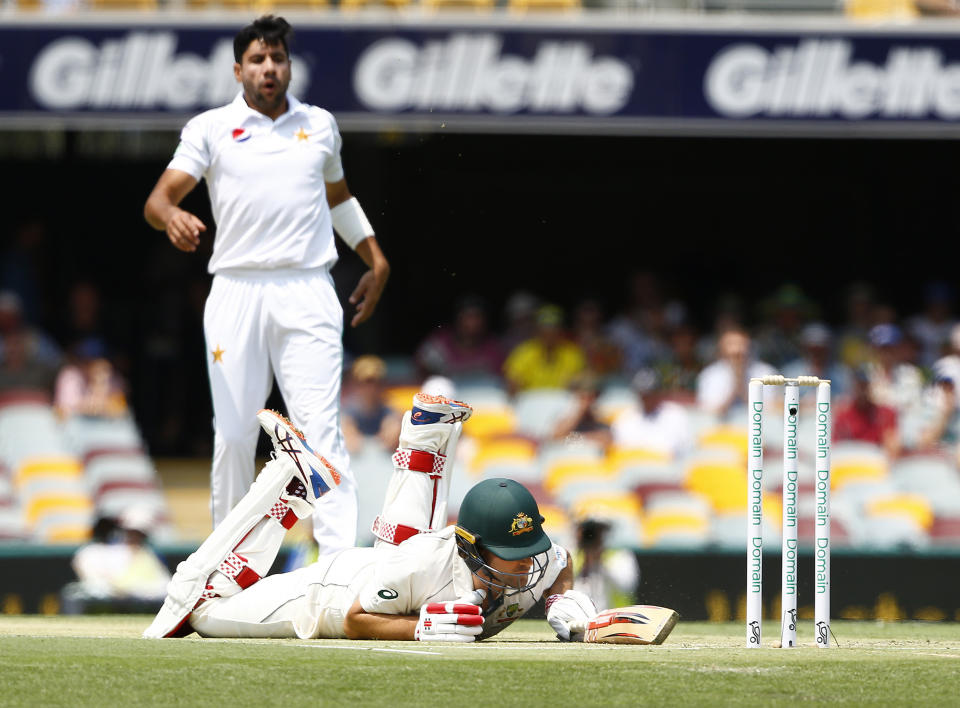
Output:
[{"xmin": 230, "ymin": 91, "xmax": 305, "ymax": 123}]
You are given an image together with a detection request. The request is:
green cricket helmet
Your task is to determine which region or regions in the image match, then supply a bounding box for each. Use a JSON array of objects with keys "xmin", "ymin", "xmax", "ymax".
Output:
[{"xmin": 454, "ymin": 478, "xmax": 552, "ymax": 594}]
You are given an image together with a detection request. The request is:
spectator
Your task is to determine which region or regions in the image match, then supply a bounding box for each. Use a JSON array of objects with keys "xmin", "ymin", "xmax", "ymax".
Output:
[
  {"xmin": 0, "ymin": 218, "xmax": 47, "ymax": 324},
  {"xmin": 62, "ymin": 508, "xmax": 171, "ymax": 614},
  {"xmin": 696, "ymin": 328, "xmax": 776, "ymax": 421},
  {"xmin": 865, "ymin": 323, "xmax": 925, "ymax": 420},
  {"xmin": 0, "ymin": 328, "xmax": 57, "ymax": 396},
  {"xmin": 573, "ymin": 517, "xmax": 640, "ymax": 611},
  {"xmin": 571, "ymin": 299, "xmax": 621, "ymax": 378},
  {"xmin": 834, "ymin": 367, "xmax": 901, "ymax": 460},
  {"xmin": 606, "ymin": 271, "xmax": 671, "ymax": 374},
  {"xmin": 63, "ymin": 281, "xmax": 108, "ymax": 354},
  {"xmin": 611, "ymin": 368, "xmax": 693, "ymax": 458},
  {"xmin": 550, "ymin": 373, "xmax": 612, "ymax": 449},
  {"xmin": 53, "ymin": 338, "xmax": 128, "ymax": 419},
  {"xmin": 837, "ymin": 282, "xmax": 876, "ymax": 370},
  {"xmin": 915, "ymin": 366, "xmax": 960, "ymax": 460},
  {"xmin": 754, "ymin": 284, "xmax": 812, "ymax": 369},
  {"xmin": 501, "ymin": 291, "xmax": 540, "ymax": 353},
  {"xmin": 341, "ymin": 355, "xmax": 401, "ymax": 455},
  {"xmin": 907, "ymin": 281, "xmax": 957, "ymax": 369},
  {"xmin": 415, "ymin": 295, "xmax": 504, "ymax": 381},
  {"xmin": 421, "ymin": 374, "xmax": 457, "ymax": 401},
  {"xmin": 0, "ymin": 290, "xmax": 60, "ymax": 369},
  {"xmin": 652, "ymin": 323, "xmax": 702, "ymax": 400},
  {"xmin": 783, "ymin": 323, "xmax": 852, "ymax": 400},
  {"xmin": 503, "ymin": 305, "xmax": 586, "ymax": 395},
  {"xmin": 696, "ymin": 293, "xmax": 745, "ymax": 364}
]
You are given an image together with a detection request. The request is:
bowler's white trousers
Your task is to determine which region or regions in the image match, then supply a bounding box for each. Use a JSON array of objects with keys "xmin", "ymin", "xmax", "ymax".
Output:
[{"xmin": 204, "ymin": 267, "xmax": 356, "ymax": 551}]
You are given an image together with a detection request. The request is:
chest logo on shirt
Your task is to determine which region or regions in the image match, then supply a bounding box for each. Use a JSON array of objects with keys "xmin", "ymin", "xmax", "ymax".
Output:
[
  {"xmin": 377, "ymin": 588, "xmax": 399, "ymax": 600},
  {"xmin": 231, "ymin": 128, "xmax": 251, "ymax": 142},
  {"xmin": 294, "ymin": 127, "xmax": 310, "ymax": 142},
  {"xmin": 510, "ymin": 512, "xmax": 534, "ymax": 536}
]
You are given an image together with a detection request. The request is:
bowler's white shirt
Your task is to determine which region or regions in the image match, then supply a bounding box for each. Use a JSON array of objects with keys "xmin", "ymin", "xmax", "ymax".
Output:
[{"xmin": 169, "ymin": 93, "xmax": 345, "ymax": 274}]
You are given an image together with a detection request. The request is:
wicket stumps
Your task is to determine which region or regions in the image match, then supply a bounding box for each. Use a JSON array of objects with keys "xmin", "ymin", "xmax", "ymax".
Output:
[{"xmin": 746, "ymin": 375, "xmax": 831, "ymax": 649}]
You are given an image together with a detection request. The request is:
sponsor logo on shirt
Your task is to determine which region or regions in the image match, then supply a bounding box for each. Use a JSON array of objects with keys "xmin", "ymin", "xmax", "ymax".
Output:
[
  {"xmin": 231, "ymin": 128, "xmax": 251, "ymax": 142},
  {"xmin": 377, "ymin": 588, "xmax": 399, "ymax": 600}
]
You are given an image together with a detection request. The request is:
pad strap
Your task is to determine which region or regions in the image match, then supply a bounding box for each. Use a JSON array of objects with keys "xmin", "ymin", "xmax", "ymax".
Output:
[
  {"xmin": 392, "ymin": 448, "xmax": 445, "ymax": 478},
  {"xmin": 372, "ymin": 515, "xmax": 421, "ymax": 545},
  {"xmin": 217, "ymin": 552, "xmax": 262, "ymax": 589}
]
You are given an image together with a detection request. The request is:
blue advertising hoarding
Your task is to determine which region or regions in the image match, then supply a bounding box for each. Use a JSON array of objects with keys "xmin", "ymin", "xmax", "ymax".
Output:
[{"xmin": 2, "ymin": 16, "xmax": 960, "ymax": 136}]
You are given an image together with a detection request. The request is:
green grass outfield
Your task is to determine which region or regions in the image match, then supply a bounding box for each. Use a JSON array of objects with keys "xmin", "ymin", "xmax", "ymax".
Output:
[{"xmin": 2, "ymin": 617, "xmax": 959, "ymax": 707}]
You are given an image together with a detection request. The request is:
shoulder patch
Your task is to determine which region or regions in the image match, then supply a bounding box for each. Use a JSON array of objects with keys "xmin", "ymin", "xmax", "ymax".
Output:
[{"xmin": 377, "ymin": 588, "xmax": 399, "ymax": 600}]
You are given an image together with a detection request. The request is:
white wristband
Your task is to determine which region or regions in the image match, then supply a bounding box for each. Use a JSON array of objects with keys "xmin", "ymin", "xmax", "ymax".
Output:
[{"xmin": 330, "ymin": 197, "xmax": 374, "ymax": 250}]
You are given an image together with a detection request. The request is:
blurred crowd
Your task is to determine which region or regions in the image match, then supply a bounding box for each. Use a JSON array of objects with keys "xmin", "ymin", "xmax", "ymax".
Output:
[
  {"xmin": 4, "ymin": 267, "xmax": 960, "ymax": 465},
  {"xmin": 335, "ymin": 278, "xmax": 960, "ymax": 467}
]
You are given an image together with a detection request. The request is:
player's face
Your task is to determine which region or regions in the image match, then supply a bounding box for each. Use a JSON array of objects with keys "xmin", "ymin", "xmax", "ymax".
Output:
[
  {"xmin": 480, "ymin": 552, "xmax": 535, "ymax": 592},
  {"xmin": 234, "ymin": 40, "xmax": 291, "ymax": 119}
]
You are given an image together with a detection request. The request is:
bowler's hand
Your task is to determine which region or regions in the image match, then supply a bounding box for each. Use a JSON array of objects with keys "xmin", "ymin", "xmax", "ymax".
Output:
[
  {"xmin": 165, "ymin": 208, "xmax": 207, "ymax": 252},
  {"xmin": 349, "ymin": 269, "xmax": 388, "ymax": 327}
]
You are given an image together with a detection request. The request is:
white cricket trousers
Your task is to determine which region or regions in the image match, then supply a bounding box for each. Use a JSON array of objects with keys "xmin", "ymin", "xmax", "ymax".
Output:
[{"xmin": 204, "ymin": 267, "xmax": 356, "ymax": 552}]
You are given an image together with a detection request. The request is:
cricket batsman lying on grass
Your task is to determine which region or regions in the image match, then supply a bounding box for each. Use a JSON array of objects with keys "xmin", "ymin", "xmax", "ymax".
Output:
[{"xmin": 145, "ymin": 394, "xmax": 677, "ymax": 644}]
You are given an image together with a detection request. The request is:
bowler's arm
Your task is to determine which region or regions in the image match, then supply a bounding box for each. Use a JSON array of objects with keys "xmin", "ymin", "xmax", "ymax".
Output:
[
  {"xmin": 343, "ymin": 599, "xmax": 417, "ymax": 640},
  {"xmin": 144, "ymin": 168, "xmax": 206, "ymax": 252},
  {"xmin": 326, "ymin": 178, "xmax": 390, "ymax": 327}
]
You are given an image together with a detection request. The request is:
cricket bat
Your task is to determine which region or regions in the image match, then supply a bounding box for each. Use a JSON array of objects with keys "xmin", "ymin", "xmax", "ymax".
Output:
[{"xmin": 569, "ymin": 605, "xmax": 680, "ymax": 645}]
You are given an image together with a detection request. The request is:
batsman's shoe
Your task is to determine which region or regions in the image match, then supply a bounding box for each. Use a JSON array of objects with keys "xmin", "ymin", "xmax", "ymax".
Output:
[
  {"xmin": 257, "ymin": 409, "xmax": 341, "ymax": 503},
  {"xmin": 410, "ymin": 393, "xmax": 473, "ymax": 425},
  {"xmin": 144, "ymin": 453, "xmax": 327, "ymax": 639}
]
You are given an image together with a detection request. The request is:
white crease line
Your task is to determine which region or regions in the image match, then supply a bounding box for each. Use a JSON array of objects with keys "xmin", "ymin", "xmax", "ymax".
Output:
[{"xmin": 296, "ymin": 644, "xmax": 440, "ymax": 656}]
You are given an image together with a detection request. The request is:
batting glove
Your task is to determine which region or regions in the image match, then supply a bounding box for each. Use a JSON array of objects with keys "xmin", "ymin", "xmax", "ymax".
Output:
[
  {"xmin": 414, "ymin": 598, "xmax": 484, "ymax": 642},
  {"xmin": 546, "ymin": 589, "xmax": 598, "ymax": 641}
]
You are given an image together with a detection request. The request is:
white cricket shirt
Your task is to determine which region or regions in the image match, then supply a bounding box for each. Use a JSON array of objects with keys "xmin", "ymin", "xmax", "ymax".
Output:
[
  {"xmin": 356, "ymin": 526, "xmax": 567, "ymax": 639},
  {"xmin": 168, "ymin": 92, "xmax": 345, "ymax": 274}
]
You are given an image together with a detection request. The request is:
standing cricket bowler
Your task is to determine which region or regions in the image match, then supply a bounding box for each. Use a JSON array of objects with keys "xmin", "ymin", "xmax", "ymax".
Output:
[
  {"xmin": 145, "ymin": 394, "xmax": 601, "ymax": 642},
  {"xmin": 144, "ymin": 16, "xmax": 390, "ymax": 552}
]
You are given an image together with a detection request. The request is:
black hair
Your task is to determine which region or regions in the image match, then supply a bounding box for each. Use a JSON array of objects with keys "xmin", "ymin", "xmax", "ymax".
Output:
[{"xmin": 233, "ymin": 15, "xmax": 293, "ymax": 63}]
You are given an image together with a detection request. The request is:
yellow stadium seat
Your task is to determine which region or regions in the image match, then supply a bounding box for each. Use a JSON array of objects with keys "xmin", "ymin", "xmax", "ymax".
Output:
[
  {"xmin": 471, "ymin": 438, "xmax": 536, "ymax": 472},
  {"xmin": 253, "ymin": 0, "xmax": 328, "ymax": 8},
  {"xmin": 684, "ymin": 461, "xmax": 745, "ymax": 514},
  {"xmin": 846, "ymin": 0, "xmax": 917, "ymax": 19},
  {"xmin": 44, "ymin": 525, "xmax": 93, "ymax": 544},
  {"xmin": 644, "ymin": 511, "xmax": 709, "ymax": 546},
  {"xmin": 507, "ymin": 0, "xmax": 579, "ymax": 11},
  {"xmin": 697, "ymin": 425, "xmax": 748, "ymax": 460},
  {"xmin": 15, "ymin": 457, "xmax": 84, "ymax": 485},
  {"xmin": 544, "ymin": 459, "xmax": 613, "ymax": 495},
  {"xmin": 384, "ymin": 386, "xmax": 421, "ymax": 414},
  {"xmin": 24, "ymin": 495, "xmax": 93, "ymax": 525},
  {"xmin": 90, "ymin": 0, "xmax": 157, "ymax": 8},
  {"xmin": 540, "ymin": 503, "xmax": 572, "ymax": 530},
  {"xmin": 464, "ymin": 408, "xmax": 516, "ymax": 440},
  {"xmin": 421, "ymin": 0, "xmax": 495, "ymax": 10},
  {"xmin": 866, "ymin": 494, "xmax": 934, "ymax": 531},
  {"xmin": 340, "ymin": 0, "xmax": 410, "ymax": 8},
  {"xmin": 607, "ymin": 446, "xmax": 672, "ymax": 469},
  {"xmin": 831, "ymin": 459, "xmax": 888, "ymax": 490},
  {"xmin": 570, "ymin": 492, "xmax": 642, "ymax": 522},
  {"xmin": 15, "ymin": 456, "xmax": 93, "ymax": 542}
]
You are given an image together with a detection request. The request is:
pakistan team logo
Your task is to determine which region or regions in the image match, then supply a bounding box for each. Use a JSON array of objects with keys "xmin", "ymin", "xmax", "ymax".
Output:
[{"xmin": 510, "ymin": 512, "xmax": 534, "ymax": 536}]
